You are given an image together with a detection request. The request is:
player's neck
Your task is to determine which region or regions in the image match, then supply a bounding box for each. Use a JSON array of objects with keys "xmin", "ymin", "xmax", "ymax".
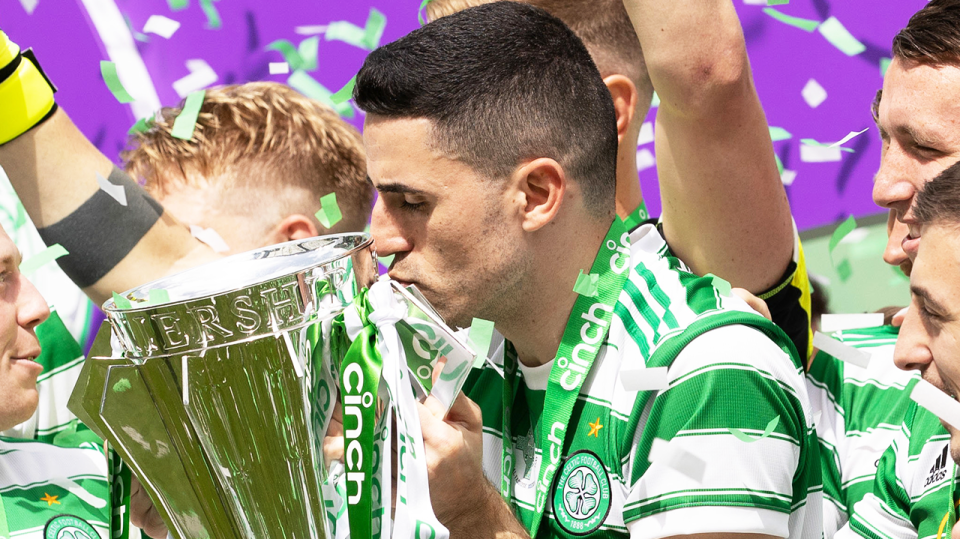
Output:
[{"xmin": 615, "ymin": 131, "xmax": 643, "ymax": 220}]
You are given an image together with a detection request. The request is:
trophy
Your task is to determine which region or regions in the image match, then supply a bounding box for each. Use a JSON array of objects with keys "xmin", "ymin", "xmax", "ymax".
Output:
[{"xmin": 69, "ymin": 234, "xmax": 378, "ymax": 539}]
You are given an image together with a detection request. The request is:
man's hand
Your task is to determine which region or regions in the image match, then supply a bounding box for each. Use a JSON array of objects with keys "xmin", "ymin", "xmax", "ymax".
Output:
[
  {"xmin": 323, "ymin": 400, "xmax": 345, "ymax": 466},
  {"xmin": 130, "ymin": 475, "xmax": 169, "ymax": 539},
  {"xmin": 417, "ymin": 393, "xmax": 530, "ymax": 538},
  {"xmin": 732, "ymin": 288, "xmax": 772, "ymax": 321}
]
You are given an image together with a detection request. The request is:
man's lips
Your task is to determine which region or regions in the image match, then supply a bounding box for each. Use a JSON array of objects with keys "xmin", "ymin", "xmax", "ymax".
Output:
[{"xmin": 902, "ymin": 230, "xmax": 921, "ymax": 258}]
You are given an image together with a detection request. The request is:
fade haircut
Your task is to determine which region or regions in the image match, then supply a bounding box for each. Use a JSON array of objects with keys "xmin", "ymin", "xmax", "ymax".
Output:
[
  {"xmin": 893, "ymin": 0, "xmax": 960, "ymax": 66},
  {"xmin": 915, "ymin": 159, "xmax": 960, "ymax": 227},
  {"xmin": 426, "ymin": 0, "xmax": 649, "ymax": 94},
  {"xmin": 355, "ymin": 2, "xmax": 618, "ymax": 216},
  {"xmin": 122, "ymin": 82, "xmax": 372, "ymax": 233}
]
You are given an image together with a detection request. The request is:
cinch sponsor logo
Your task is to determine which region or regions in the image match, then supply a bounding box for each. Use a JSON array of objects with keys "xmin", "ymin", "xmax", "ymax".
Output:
[
  {"xmin": 608, "ymin": 232, "xmax": 631, "ymax": 275},
  {"xmin": 560, "ymin": 303, "xmax": 612, "ymax": 391},
  {"xmin": 343, "ymin": 362, "xmax": 374, "ymax": 505}
]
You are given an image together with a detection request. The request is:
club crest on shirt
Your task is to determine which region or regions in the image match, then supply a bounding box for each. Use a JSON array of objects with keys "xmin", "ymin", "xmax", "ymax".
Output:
[
  {"xmin": 552, "ymin": 450, "xmax": 611, "ymax": 535},
  {"xmin": 44, "ymin": 514, "xmax": 99, "ymax": 539}
]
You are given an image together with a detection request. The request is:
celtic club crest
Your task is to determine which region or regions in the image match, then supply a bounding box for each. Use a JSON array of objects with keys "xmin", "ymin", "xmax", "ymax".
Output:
[
  {"xmin": 552, "ymin": 450, "xmax": 611, "ymax": 535},
  {"xmin": 44, "ymin": 515, "xmax": 99, "ymax": 539}
]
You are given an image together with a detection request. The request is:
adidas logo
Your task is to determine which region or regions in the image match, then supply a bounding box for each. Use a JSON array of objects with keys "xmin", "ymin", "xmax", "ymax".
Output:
[{"xmin": 924, "ymin": 445, "xmax": 950, "ymax": 488}]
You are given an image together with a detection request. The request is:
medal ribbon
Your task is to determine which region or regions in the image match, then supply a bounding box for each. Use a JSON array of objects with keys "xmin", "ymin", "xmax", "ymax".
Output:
[
  {"xmin": 339, "ymin": 290, "xmax": 383, "ymax": 539},
  {"xmin": 500, "ymin": 218, "xmax": 631, "ymax": 536}
]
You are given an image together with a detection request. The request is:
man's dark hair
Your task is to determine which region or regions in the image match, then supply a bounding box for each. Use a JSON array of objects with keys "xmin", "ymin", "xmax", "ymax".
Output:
[
  {"xmin": 915, "ymin": 159, "xmax": 960, "ymax": 226},
  {"xmin": 354, "ymin": 1, "xmax": 618, "ymax": 216},
  {"xmin": 893, "ymin": 0, "xmax": 960, "ymax": 66}
]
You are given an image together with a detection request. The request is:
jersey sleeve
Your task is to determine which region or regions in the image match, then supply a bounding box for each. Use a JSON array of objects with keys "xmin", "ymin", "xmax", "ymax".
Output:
[
  {"xmin": 622, "ymin": 324, "xmax": 819, "ymax": 538},
  {"xmin": 844, "ymin": 428, "xmax": 918, "ymax": 539},
  {"xmin": 758, "ymin": 224, "xmax": 812, "ymax": 363}
]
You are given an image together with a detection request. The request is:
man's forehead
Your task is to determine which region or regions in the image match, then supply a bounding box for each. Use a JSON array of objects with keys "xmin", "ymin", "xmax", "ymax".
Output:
[{"xmin": 881, "ymin": 60, "xmax": 960, "ymax": 140}]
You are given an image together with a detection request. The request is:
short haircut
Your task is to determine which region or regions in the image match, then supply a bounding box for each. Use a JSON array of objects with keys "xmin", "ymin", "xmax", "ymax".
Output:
[
  {"xmin": 355, "ymin": 2, "xmax": 618, "ymax": 216},
  {"xmin": 122, "ymin": 82, "xmax": 373, "ymax": 233},
  {"xmin": 915, "ymin": 159, "xmax": 960, "ymax": 227},
  {"xmin": 893, "ymin": 0, "xmax": 960, "ymax": 66},
  {"xmin": 426, "ymin": 0, "xmax": 649, "ymax": 93}
]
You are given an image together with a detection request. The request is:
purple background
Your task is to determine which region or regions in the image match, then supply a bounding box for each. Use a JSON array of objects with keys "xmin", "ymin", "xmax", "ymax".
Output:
[{"xmin": 2, "ymin": 0, "xmax": 925, "ymax": 231}]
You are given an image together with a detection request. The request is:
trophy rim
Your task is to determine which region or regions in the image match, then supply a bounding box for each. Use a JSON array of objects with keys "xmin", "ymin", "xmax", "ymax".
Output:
[{"xmin": 102, "ymin": 233, "xmax": 374, "ymax": 314}]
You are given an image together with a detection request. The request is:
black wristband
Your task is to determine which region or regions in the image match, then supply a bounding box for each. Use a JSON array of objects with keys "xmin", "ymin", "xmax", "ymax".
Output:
[
  {"xmin": 37, "ymin": 167, "xmax": 163, "ymax": 289},
  {"xmin": 0, "ymin": 51, "xmax": 21, "ymax": 84}
]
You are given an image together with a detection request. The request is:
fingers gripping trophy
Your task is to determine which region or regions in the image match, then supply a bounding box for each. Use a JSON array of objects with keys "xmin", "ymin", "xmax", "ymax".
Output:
[{"xmin": 69, "ymin": 234, "xmax": 477, "ymax": 539}]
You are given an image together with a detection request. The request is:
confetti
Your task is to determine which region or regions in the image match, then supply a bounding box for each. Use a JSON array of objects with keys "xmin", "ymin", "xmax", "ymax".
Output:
[
  {"xmin": 573, "ymin": 270, "xmax": 599, "ymax": 297},
  {"xmin": 295, "ymin": 25, "xmax": 328, "ymax": 35},
  {"xmin": 767, "ymin": 0, "xmax": 789, "ymax": 4},
  {"xmin": 467, "ymin": 318, "xmax": 495, "ymax": 368},
  {"xmin": 167, "ymin": 0, "xmax": 188, "ymax": 10},
  {"xmin": 315, "ymin": 193, "xmax": 343, "ymax": 228},
  {"xmin": 769, "ymin": 126, "xmax": 792, "ymax": 142},
  {"xmin": 190, "ymin": 225, "xmax": 230, "ymax": 253},
  {"xmin": 774, "ymin": 154, "xmax": 784, "ymax": 175},
  {"xmin": 298, "ymin": 36, "xmax": 320, "ymax": 71},
  {"xmin": 911, "ymin": 380, "xmax": 960, "ymax": 430},
  {"xmin": 829, "ymin": 215, "xmax": 858, "ymax": 255},
  {"xmin": 19, "ymin": 0, "xmax": 38, "ymax": 14},
  {"xmin": 20, "ymin": 244, "xmax": 68, "ymax": 275},
  {"xmin": 818, "ymin": 16, "xmax": 866, "ymax": 56},
  {"xmin": 836, "ymin": 259, "xmax": 853, "ymax": 282},
  {"xmin": 199, "ymin": 0, "xmax": 222, "ymax": 29},
  {"xmin": 287, "ymin": 71, "xmax": 355, "ymax": 118},
  {"xmin": 128, "ymin": 117, "xmax": 152, "ymax": 135},
  {"xmin": 800, "ymin": 144, "xmax": 842, "ymax": 163},
  {"xmin": 828, "ymin": 128, "xmax": 869, "ymax": 148},
  {"xmin": 266, "ymin": 40, "xmax": 304, "ymax": 71},
  {"xmin": 147, "ymin": 289, "xmax": 170, "ymax": 306},
  {"xmin": 325, "ymin": 8, "xmax": 387, "ymax": 51},
  {"xmin": 813, "ymin": 332, "xmax": 870, "ymax": 369},
  {"xmin": 649, "ymin": 438, "xmax": 706, "ymax": 482},
  {"xmin": 100, "ymin": 61, "xmax": 136, "ymax": 104},
  {"xmin": 650, "ymin": 92, "xmax": 660, "ymax": 108},
  {"xmin": 172, "ymin": 59, "xmax": 218, "ymax": 98},
  {"xmin": 269, "ymin": 62, "xmax": 290, "ymax": 75},
  {"xmin": 638, "ymin": 122, "xmax": 654, "ymax": 145},
  {"xmin": 171, "ymin": 90, "xmax": 205, "ymax": 141},
  {"xmin": 801, "ymin": 78, "xmax": 827, "ymax": 108},
  {"xmin": 96, "ymin": 172, "xmax": 127, "ymax": 206},
  {"xmin": 706, "ymin": 273, "xmax": 731, "ymax": 297},
  {"xmin": 330, "ymin": 76, "xmax": 357, "ymax": 105},
  {"xmin": 636, "ymin": 148, "xmax": 656, "ymax": 171},
  {"xmin": 819, "ymin": 313, "xmax": 884, "ymax": 333},
  {"xmin": 143, "ymin": 15, "xmax": 180, "ymax": 38},
  {"xmin": 800, "ymin": 139, "xmax": 855, "ymax": 153},
  {"xmin": 620, "ymin": 367, "xmax": 669, "ymax": 392},
  {"xmin": 763, "ymin": 8, "xmax": 819, "ymax": 32},
  {"xmin": 112, "ymin": 379, "xmax": 132, "ymax": 393},
  {"xmin": 880, "ymin": 57, "xmax": 892, "ymax": 77},
  {"xmin": 112, "ymin": 292, "xmax": 133, "ymax": 310},
  {"xmin": 780, "ymin": 169, "xmax": 797, "ymax": 186},
  {"xmin": 418, "ymin": 0, "xmax": 432, "ymax": 25},
  {"xmin": 730, "ymin": 415, "xmax": 780, "ymax": 443}
]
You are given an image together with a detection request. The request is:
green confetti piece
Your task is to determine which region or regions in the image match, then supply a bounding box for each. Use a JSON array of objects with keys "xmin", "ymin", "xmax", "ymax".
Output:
[
  {"xmin": 767, "ymin": 0, "xmax": 789, "ymax": 4},
  {"xmin": 706, "ymin": 273, "xmax": 731, "ymax": 297},
  {"xmin": 331, "ymin": 76, "xmax": 357, "ymax": 105},
  {"xmin": 379, "ymin": 254, "xmax": 395, "ymax": 267},
  {"xmin": 774, "ymin": 154, "xmax": 784, "ymax": 175},
  {"xmin": 171, "ymin": 90, "xmax": 205, "ymax": 140},
  {"xmin": 167, "ymin": 0, "xmax": 188, "ymax": 10},
  {"xmin": 650, "ymin": 92, "xmax": 660, "ymax": 108},
  {"xmin": 467, "ymin": 318, "xmax": 495, "ymax": 368},
  {"xmin": 100, "ymin": 61, "xmax": 136, "ymax": 104},
  {"xmin": 128, "ymin": 117, "xmax": 152, "ymax": 135},
  {"xmin": 800, "ymin": 138, "xmax": 855, "ymax": 153},
  {"xmin": 818, "ymin": 16, "xmax": 865, "ymax": 56},
  {"xmin": 769, "ymin": 126, "xmax": 792, "ymax": 142},
  {"xmin": 326, "ymin": 8, "xmax": 387, "ymax": 51},
  {"xmin": 880, "ymin": 57, "xmax": 892, "ymax": 77},
  {"xmin": 891, "ymin": 264, "xmax": 909, "ymax": 282},
  {"xmin": 112, "ymin": 292, "xmax": 132, "ymax": 310},
  {"xmin": 266, "ymin": 40, "xmax": 304, "ymax": 71},
  {"xmin": 829, "ymin": 215, "xmax": 858, "ymax": 255},
  {"xmin": 729, "ymin": 415, "xmax": 780, "ymax": 443},
  {"xmin": 147, "ymin": 289, "xmax": 170, "ymax": 306},
  {"xmin": 315, "ymin": 192, "xmax": 343, "ymax": 228},
  {"xmin": 418, "ymin": 0, "xmax": 432, "ymax": 25},
  {"xmin": 19, "ymin": 244, "xmax": 68, "ymax": 275},
  {"xmin": 199, "ymin": 0, "xmax": 221, "ymax": 29},
  {"xmin": 836, "ymin": 259, "xmax": 853, "ymax": 282},
  {"xmin": 287, "ymin": 71, "xmax": 355, "ymax": 118},
  {"xmin": 298, "ymin": 36, "xmax": 320, "ymax": 71},
  {"xmin": 113, "ymin": 378, "xmax": 132, "ymax": 393},
  {"xmin": 763, "ymin": 8, "xmax": 820, "ymax": 32},
  {"xmin": 573, "ymin": 270, "xmax": 599, "ymax": 297}
]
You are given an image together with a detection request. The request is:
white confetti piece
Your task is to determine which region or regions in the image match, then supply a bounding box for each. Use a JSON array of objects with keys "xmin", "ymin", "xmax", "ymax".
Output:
[
  {"xmin": 295, "ymin": 24, "xmax": 328, "ymax": 35},
  {"xmin": 51, "ymin": 477, "xmax": 107, "ymax": 509},
  {"xmin": 780, "ymin": 169, "xmax": 797, "ymax": 186},
  {"xmin": 269, "ymin": 62, "xmax": 290, "ymax": 75},
  {"xmin": 911, "ymin": 380, "xmax": 960, "ymax": 430},
  {"xmin": 19, "ymin": 0, "xmax": 38, "ymax": 14},
  {"xmin": 173, "ymin": 59, "xmax": 218, "ymax": 98},
  {"xmin": 96, "ymin": 172, "xmax": 127, "ymax": 206},
  {"xmin": 650, "ymin": 92, "xmax": 660, "ymax": 108},
  {"xmin": 636, "ymin": 148, "xmax": 656, "ymax": 171},
  {"xmin": 802, "ymin": 79, "xmax": 828, "ymax": 108},
  {"xmin": 189, "ymin": 225, "xmax": 230, "ymax": 253},
  {"xmin": 813, "ymin": 332, "xmax": 870, "ymax": 369},
  {"xmin": 621, "ymin": 367, "xmax": 669, "ymax": 392},
  {"xmin": 742, "ymin": 0, "xmax": 766, "ymax": 4},
  {"xmin": 649, "ymin": 438, "xmax": 706, "ymax": 482},
  {"xmin": 638, "ymin": 122, "xmax": 654, "ymax": 146},
  {"xmin": 829, "ymin": 128, "xmax": 869, "ymax": 148},
  {"xmin": 820, "ymin": 313, "xmax": 884, "ymax": 333},
  {"xmin": 143, "ymin": 15, "xmax": 180, "ymax": 39},
  {"xmin": 182, "ymin": 356, "xmax": 189, "ymax": 406},
  {"xmin": 800, "ymin": 143, "xmax": 842, "ymax": 163}
]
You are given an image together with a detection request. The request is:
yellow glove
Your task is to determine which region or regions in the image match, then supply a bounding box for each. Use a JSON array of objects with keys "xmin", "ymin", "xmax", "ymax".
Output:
[{"xmin": 0, "ymin": 29, "xmax": 57, "ymax": 145}]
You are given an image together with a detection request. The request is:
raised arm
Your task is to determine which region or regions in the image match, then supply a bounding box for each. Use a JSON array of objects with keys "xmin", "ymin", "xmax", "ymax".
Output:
[
  {"xmin": 0, "ymin": 30, "xmax": 219, "ymax": 306},
  {"xmin": 623, "ymin": 0, "xmax": 793, "ymax": 293}
]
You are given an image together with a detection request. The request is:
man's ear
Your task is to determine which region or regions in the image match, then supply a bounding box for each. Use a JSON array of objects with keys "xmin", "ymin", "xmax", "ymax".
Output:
[
  {"xmin": 603, "ymin": 74, "xmax": 639, "ymax": 144},
  {"xmin": 271, "ymin": 214, "xmax": 320, "ymax": 242},
  {"xmin": 513, "ymin": 158, "xmax": 565, "ymax": 233}
]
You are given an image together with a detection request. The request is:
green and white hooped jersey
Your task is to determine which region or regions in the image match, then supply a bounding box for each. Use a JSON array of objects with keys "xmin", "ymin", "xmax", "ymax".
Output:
[
  {"xmin": 0, "ymin": 436, "xmax": 114, "ymax": 538},
  {"xmin": 806, "ymin": 325, "xmax": 920, "ymax": 536},
  {"xmin": 838, "ymin": 401, "xmax": 958, "ymax": 539},
  {"xmin": 463, "ymin": 224, "xmax": 821, "ymax": 537}
]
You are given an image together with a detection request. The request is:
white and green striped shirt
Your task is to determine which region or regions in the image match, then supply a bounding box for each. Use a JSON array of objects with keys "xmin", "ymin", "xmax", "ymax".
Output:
[
  {"xmin": 806, "ymin": 325, "xmax": 920, "ymax": 536},
  {"xmin": 463, "ymin": 224, "xmax": 821, "ymax": 537}
]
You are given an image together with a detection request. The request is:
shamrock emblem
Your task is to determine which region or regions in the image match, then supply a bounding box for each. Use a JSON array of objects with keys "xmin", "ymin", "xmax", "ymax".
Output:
[{"xmin": 563, "ymin": 467, "xmax": 600, "ymax": 518}]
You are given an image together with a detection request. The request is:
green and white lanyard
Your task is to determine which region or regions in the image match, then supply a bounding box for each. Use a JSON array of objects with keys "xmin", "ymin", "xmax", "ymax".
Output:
[{"xmin": 500, "ymin": 218, "xmax": 631, "ymax": 537}]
